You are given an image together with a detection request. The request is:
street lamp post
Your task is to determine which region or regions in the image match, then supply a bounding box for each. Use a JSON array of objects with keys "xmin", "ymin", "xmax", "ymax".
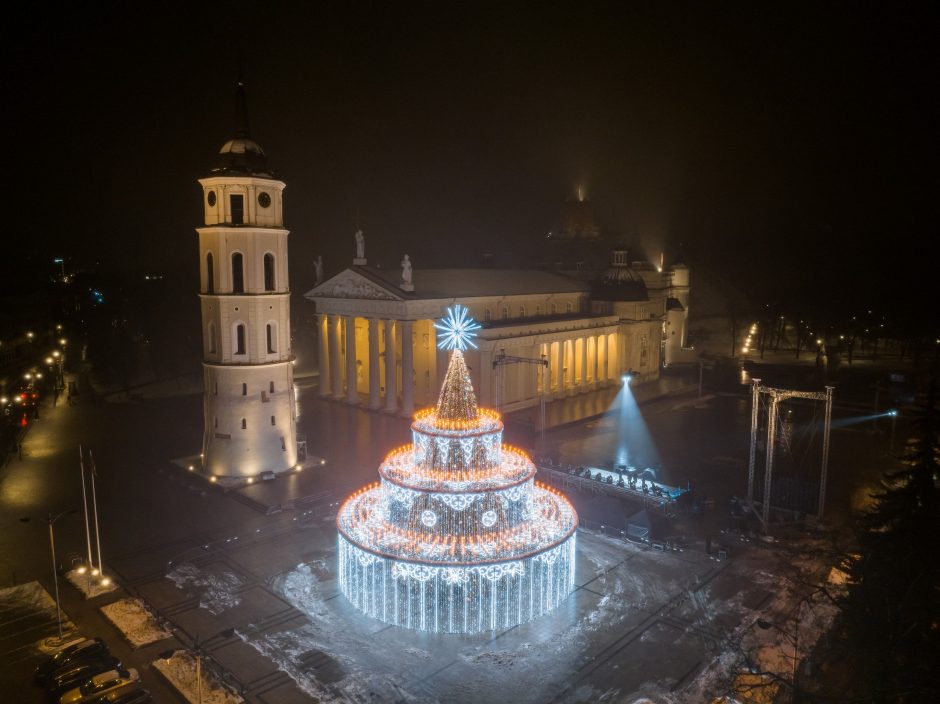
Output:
[
  {"xmin": 160, "ymin": 627, "xmax": 235, "ymax": 704},
  {"xmin": 21, "ymin": 511, "xmax": 75, "ymax": 641}
]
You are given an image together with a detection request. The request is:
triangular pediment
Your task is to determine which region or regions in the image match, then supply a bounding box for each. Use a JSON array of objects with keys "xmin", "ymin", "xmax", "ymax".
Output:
[{"xmin": 304, "ymin": 268, "xmax": 403, "ymax": 301}]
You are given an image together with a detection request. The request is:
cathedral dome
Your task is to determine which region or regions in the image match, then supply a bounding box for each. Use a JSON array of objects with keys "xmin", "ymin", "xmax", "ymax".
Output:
[{"xmin": 591, "ymin": 250, "xmax": 649, "ymax": 301}]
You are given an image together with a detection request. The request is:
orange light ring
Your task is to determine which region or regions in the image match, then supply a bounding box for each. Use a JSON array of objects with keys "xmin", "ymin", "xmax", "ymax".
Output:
[
  {"xmin": 337, "ymin": 513, "xmax": 578, "ymax": 568},
  {"xmin": 338, "ymin": 485, "xmax": 577, "ymax": 562},
  {"xmin": 411, "ymin": 416, "xmax": 503, "ymax": 438},
  {"xmin": 379, "ymin": 447, "xmax": 535, "ymax": 492}
]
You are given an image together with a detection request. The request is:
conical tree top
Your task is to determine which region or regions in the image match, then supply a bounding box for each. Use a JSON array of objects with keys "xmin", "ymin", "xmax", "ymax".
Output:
[{"xmin": 435, "ymin": 350, "xmax": 479, "ymax": 422}]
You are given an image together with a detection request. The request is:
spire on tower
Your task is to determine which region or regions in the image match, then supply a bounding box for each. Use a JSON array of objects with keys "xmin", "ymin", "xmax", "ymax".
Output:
[{"xmin": 235, "ymin": 81, "xmax": 250, "ymax": 138}]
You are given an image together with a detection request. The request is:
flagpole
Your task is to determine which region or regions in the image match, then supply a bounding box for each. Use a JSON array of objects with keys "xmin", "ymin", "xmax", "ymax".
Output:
[
  {"xmin": 79, "ymin": 445, "xmax": 94, "ymax": 569},
  {"xmin": 89, "ymin": 450, "xmax": 103, "ymax": 576}
]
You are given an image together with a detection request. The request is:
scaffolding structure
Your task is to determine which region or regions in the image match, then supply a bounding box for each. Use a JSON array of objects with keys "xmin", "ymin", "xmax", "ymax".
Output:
[
  {"xmin": 493, "ymin": 352, "xmax": 549, "ymax": 449},
  {"xmin": 747, "ymin": 379, "xmax": 834, "ymax": 529}
]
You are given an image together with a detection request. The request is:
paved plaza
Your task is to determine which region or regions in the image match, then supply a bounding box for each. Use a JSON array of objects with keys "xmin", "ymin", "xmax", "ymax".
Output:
[{"xmin": 0, "ymin": 368, "xmax": 877, "ymax": 702}]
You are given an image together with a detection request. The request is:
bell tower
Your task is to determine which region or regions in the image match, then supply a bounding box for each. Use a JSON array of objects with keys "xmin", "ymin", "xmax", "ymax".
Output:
[{"xmin": 197, "ymin": 83, "xmax": 297, "ymax": 478}]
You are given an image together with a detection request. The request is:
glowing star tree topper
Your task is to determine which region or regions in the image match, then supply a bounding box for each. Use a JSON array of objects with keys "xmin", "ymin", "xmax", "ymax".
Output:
[{"xmin": 434, "ymin": 304, "xmax": 482, "ymax": 351}]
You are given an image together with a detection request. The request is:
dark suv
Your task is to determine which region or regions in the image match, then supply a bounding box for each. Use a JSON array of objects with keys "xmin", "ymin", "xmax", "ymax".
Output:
[{"xmin": 35, "ymin": 639, "xmax": 110, "ymax": 686}]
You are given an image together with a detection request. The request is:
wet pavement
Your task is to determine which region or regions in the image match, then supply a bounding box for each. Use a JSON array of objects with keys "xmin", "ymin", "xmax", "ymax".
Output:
[{"xmin": 0, "ymin": 362, "xmax": 900, "ymax": 702}]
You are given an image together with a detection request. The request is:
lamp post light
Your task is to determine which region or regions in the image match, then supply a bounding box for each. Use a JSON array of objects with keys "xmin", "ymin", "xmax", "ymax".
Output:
[
  {"xmin": 159, "ymin": 627, "xmax": 236, "ymax": 704},
  {"xmin": 20, "ymin": 510, "xmax": 76, "ymax": 641},
  {"xmin": 888, "ymin": 409, "xmax": 898, "ymax": 453}
]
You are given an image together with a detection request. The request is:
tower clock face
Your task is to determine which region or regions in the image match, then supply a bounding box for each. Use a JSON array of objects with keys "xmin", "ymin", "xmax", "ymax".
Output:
[
  {"xmin": 207, "ymin": 191, "xmax": 216, "ymax": 207},
  {"xmin": 258, "ymin": 192, "xmax": 271, "ymax": 208}
]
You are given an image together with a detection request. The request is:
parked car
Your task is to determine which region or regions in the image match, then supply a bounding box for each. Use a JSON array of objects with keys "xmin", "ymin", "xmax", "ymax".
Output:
[
  {"xmin": 47, "ymin": 658, "xmax": 122, "ymax": 701},
  {"xmin": 35, "ymin": 638, "xmax": 109, "ymax": 685},
  {"xmin": 59, "ymin": 668, "xmax": 139, "ymax": 704},
  {"xmin": 92, "ymin": 687, "xmax": 152, "ymax": 704}
]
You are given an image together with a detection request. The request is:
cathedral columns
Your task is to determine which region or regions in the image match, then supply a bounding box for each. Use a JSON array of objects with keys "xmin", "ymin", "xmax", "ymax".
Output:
[
  {"xmin": 368, "ymin": 318, "xmax": 381, "ymax": 409},
  {"xmin": 318, "ymin": 313, "xmax": 331, "ymax": 397},
  {"xmin": 586, "ymin": 336, "xmax": 596, "ymax": 390},
  {"xmin": 329, "ymin": 314, "xmax": 343, "ymax": 400},
  {"xmin": 400, "ymin": 320, "xmax": 414, "ymax": 416},
  {"xmin": 597, "ymin": 333, "xmax": 607, "ymax": 387},
  {"xmin": 384, "ymin": 319, "xmax": 398, "ymax": 412},
  {"xmin": 579, "ymin": 337, "xmax": 588, "ymax": 394},
  {"xmin": 345, "ymin": 316, "xmax": 359, "ymax": 405}
]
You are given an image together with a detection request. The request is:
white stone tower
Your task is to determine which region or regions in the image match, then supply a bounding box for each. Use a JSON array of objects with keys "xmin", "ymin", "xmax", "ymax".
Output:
[{"xmin": 197, "ymin": 83, "xmax": 297, "ymax": 478}]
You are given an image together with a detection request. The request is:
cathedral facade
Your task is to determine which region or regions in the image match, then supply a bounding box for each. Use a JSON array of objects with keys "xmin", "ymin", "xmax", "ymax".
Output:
[{"xmin": 304, "ymin": 250, "xmax": 693, "ymax": 415}]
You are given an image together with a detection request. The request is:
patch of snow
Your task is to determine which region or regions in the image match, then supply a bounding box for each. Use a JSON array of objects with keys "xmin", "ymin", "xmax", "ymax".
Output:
[
  {"xmin": 65, "ymin": 568, "xmax": 119, "ymax": 599},
  {"xmin": 0, "ymin": 582, "xmax": 79, "ymax": 652},
  {"xmin": 152, "ymin": 651, "xmax": 243, "ymax": 704},
  {"xmin": 167, "ymin": 563, "xmax": 242, "ymax": 614},
  {"xmin": 100, "ymin": 598, "xmax": 172, "ymax": 647}
]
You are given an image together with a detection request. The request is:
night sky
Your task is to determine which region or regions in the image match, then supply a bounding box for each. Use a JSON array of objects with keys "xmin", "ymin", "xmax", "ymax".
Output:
[{"xmin": 4, "ymin": 3, "xmax": 935, "ymax": 310}]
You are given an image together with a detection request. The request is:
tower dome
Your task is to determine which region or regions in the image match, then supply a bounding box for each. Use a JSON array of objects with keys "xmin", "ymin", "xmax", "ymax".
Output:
[{"xmin": 208, "ymin": 82, "xmax": 274, "ymax": 178}]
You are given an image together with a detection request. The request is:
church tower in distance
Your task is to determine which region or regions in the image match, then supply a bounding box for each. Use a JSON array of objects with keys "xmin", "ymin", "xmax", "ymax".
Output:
[{"xmin": 197, "ymin": 83, "xmax": 297, "ymax": 478}]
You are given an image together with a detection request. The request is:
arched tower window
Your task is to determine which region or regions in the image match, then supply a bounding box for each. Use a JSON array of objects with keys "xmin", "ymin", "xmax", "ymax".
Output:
[
  {"xmin": 484, "ymin": 308, "xmax": 492, "ymax": 322},
  {"xmin": 263, "ymin": 253, "xmax": 275, "ymax": 291},
  {"xmin": 266, "ymin": 323, "xmax": 277, "ymax": 353},
  {"xmin": 241, "ymin": 418, "xmax": 247, "ymax": 429},
  {"xmin": 231, "ymin": 252, "xmax": 245, "ymax": 293},
  {"xmin": 234, "ymin": 324, "xmax": 246, "ymax": 355},
  {"xmin": 501, "ymin": 307, "xmax": 509, "ymax": 320},
  {"xmin": 206, "ymin": 252, "xmax": 214, "ymax": 294}
]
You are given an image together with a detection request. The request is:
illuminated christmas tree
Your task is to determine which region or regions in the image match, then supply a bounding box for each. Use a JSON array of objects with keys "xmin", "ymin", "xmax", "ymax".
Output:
[{"xmin": 337, "ymin": 305, "xmax": 578, "ymax": 633}]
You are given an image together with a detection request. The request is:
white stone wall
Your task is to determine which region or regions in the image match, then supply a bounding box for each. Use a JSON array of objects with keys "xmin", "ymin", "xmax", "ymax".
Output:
[{"xmin": 202, "ymin": 362, "xmax": 297, "ymax": 476}]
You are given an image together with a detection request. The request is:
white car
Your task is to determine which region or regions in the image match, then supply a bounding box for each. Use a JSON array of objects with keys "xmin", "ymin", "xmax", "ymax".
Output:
[{"xmin": 59, "ymin": 668, "xmax": 139, "ymax": 704}]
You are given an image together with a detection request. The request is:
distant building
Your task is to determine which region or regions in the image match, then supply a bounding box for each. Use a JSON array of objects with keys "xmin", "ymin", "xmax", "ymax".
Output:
[
  {"xmin": 304, "ymin": 248, "xmax": 693, "ymax": 414},
  {"xmin": 559, "ymin": 188, "xmax": 600, "ymax": 239},
  {"xmin": 197, "ymin": 84, "xmax": 297, "ymax": 478}
]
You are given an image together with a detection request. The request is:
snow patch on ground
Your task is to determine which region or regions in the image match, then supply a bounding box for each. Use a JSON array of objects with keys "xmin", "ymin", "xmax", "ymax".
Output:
[
  {"xmin": 0, "ymin": 581, "xmax": 79, "ymax": 651},
  {"xmin": 240, "ymin": 563, "xmax": 426, "ymax": 703},
  {"xmin": 167, "ymin": 563, "xmax": 242, "ymax": 614},
  {"xmin": 100, "ymin": 597, "xmax": 172, "ymax": 647},
  {"xmin": 152, "ymin": 651, "xmax": 243, "ymax": 704},
  {"xmin": 65, "ymin": 568, "xmax": 119, "ymax": 599},
  {"xmin": 161, "ymin": 532, "xmax": 839, "ymax": 704}
]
